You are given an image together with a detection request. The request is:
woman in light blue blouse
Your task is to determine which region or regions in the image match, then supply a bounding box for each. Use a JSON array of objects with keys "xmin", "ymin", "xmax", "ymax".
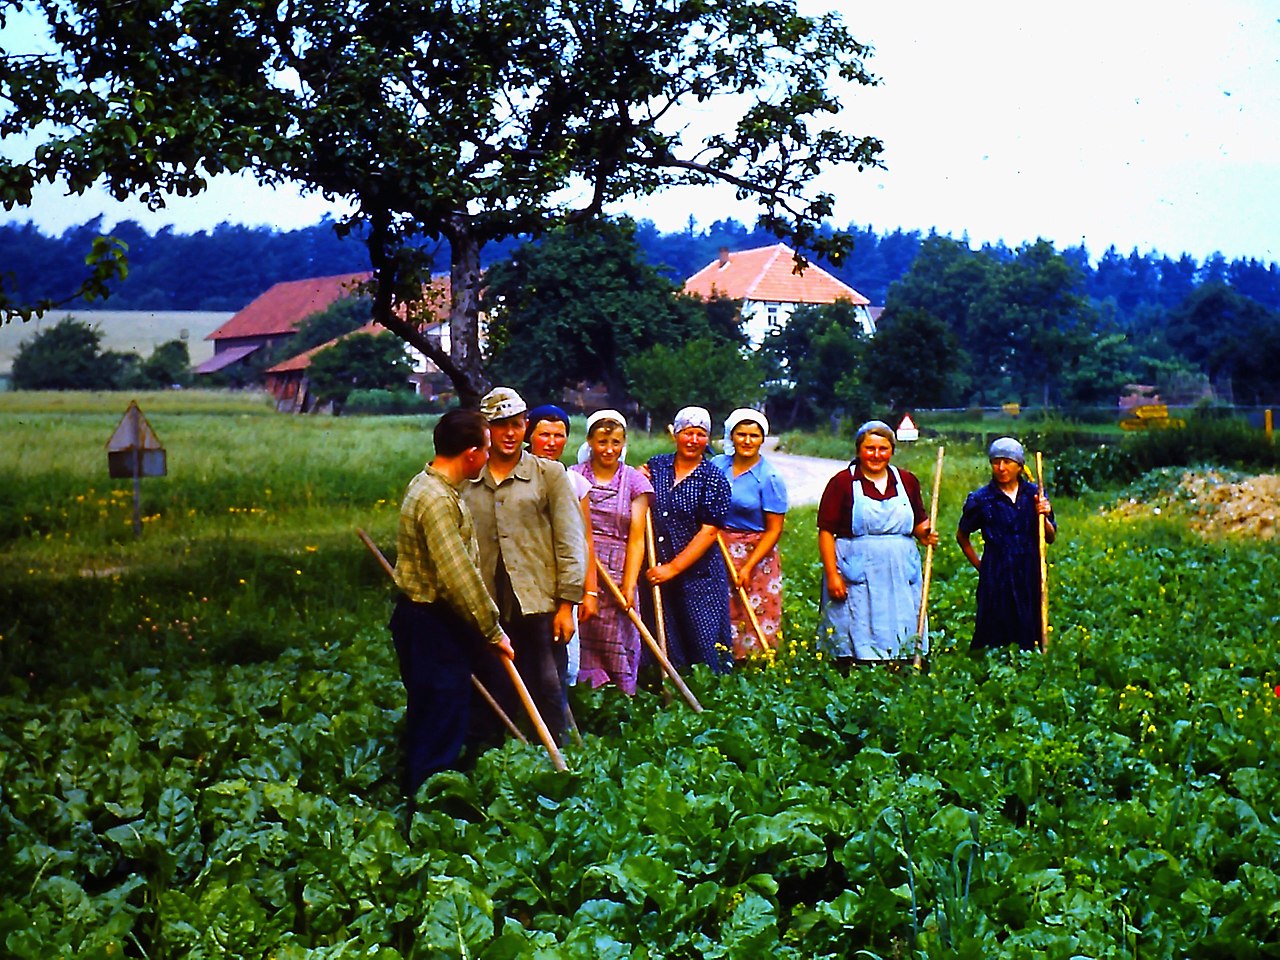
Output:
[{"xmin": 710, "ymin": 408, "xmax": 788, "ymax": 658}]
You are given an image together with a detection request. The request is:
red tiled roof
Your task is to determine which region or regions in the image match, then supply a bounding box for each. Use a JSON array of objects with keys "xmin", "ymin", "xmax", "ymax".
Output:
[
  {"xmin": 207, "ymin": 273, "xmax": 373, "ymax": 341},
  {"xmin": 265, "ymin": 321, "xmax": 387, "ymax": 374},
  {"xmin": 683, "ymin": 243, "xmax": 869, "ymax": 306}
]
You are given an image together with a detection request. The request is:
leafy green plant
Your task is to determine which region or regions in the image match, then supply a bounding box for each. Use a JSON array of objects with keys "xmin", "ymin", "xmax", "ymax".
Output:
[{"xmin": 3, "ymin": 392, "xmax": 1279, "ymax": 958}]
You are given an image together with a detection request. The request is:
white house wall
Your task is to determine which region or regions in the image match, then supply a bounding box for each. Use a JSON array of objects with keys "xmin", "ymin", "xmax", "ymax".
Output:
[{"xmin": 741, "ymin": 300, "xmax": 877, "ymax": 347}]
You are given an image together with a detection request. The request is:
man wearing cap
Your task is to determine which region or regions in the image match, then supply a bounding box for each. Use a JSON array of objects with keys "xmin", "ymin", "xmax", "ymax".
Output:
[
  {"xmin": 462, "ymin": 386, "xmax": 587, "ymax": 744},
  {"xmin": 389, "ymin": 409, "xmax": 515, "ymax": 799}
]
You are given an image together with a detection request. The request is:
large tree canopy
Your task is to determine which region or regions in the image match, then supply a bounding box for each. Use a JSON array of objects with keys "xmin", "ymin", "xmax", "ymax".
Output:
[
  {"xmin": 484, "ymin": 217, "xmax": 742, "ymax": 405},
  {"xmin": 0, "ymin": 0, "xmax": 882, "ymax": 404}
]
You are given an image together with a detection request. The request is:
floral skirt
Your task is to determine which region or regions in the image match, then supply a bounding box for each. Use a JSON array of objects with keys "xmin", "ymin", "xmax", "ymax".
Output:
[{"xmin": 721, "ymin": 529, "xmax": 784, "ymax": 659}]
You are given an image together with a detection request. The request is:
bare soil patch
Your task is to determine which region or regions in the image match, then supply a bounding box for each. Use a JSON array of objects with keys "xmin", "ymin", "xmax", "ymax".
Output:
[{"xmin": 1107, "ymin": 470, "xmax": 1279, "ymax": 540}]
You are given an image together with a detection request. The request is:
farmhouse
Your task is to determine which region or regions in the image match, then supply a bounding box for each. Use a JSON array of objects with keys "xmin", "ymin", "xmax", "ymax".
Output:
[
  {"xmin": 683, "ymin": 243, "xmax": 876, "ymax": 346},
  {"xmin": 258, "ymin": 276, "xmax": 456, "ymax": 411},
  {"xmin": 195, "ymin": 272, "xmax": 371, "ymax": 377}
]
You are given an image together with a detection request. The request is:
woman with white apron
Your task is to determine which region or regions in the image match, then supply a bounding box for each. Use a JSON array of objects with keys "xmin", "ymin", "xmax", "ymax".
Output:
[{"xmin": 817, "ymin": 420, "xmax": 939, "ymax": 666}]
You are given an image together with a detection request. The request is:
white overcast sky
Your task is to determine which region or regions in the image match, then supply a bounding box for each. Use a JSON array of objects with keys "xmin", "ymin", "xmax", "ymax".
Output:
[{"xmin": 2, "ymin": 0, "xmax": 1277, "ymax": 262}]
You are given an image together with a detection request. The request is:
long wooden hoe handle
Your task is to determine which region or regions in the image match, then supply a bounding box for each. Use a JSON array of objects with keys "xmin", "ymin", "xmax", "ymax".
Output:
[
  {"xmin": 354, "ymin": 528, "xmax": 530, "ymax": 747},
  {"xmin": 595, "ymin": 559, "xmax": 703, "ymax": 713},
  {"xmin": 643, "ymin": 512, "xmax": 670, "ymax": 657},
  {"xmin": 1035, "ymin": 453, "xmax": 1050, "ymax": 654},
  {"xmin": 715, "ymin": 533, "xmax": 773, "ymax": 652},
  {"xmin": 500, "ymin": 657, "xmax": 569, "ymax": 772},
  {"xmin": 915, "ymin": 446, "xmax": 945, "ymax": 669}
]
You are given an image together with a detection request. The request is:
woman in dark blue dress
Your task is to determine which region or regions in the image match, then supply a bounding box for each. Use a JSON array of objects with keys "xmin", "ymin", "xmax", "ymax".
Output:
[
  {"xmin": 956, "ymin": 437, "xmax": 1057, "ymax": 651},
  {"xmin": 645, "ymin": 406, "xmax": 734, "ymax": 673}
]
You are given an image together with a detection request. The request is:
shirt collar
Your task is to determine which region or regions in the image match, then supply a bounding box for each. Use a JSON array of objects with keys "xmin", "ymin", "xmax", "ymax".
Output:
[{"xmin": 477, "ymin": 450, "xmax": 534, "ymax": 488}]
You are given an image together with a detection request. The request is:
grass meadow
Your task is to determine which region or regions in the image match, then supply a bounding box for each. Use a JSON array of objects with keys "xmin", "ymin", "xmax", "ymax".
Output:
[{"xmin": 4, "ymin": 390, "xmax": 1280, "ymax": 957}]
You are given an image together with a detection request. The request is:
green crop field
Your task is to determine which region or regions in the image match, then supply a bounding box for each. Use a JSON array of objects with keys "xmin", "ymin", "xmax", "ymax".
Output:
[
  {"xmin": 2, "ymin": 391, "xmax": 1278, "ymax": 958},
  {"xmin": 0, "ymin": 310, "xmax": 231, "ymax": 373}
]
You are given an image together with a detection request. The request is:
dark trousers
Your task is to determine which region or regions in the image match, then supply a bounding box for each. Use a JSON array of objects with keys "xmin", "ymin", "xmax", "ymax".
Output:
[
  {"xmin": 389, "ymin": 596, "xmax": 483, "ymax": 798},
  {"xmin": 469, "ymin": 611, "xmax": 568, "ymax": 747}
]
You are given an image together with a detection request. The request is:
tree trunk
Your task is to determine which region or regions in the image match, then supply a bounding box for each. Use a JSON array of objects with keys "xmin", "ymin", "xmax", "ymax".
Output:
[
  {"xmin": 367, "ymin": 209, "xmax": 491, "ymax": 409},
  {"xmin": 446, "ymin": 221, "xmax": 490, "ymax": 408}
]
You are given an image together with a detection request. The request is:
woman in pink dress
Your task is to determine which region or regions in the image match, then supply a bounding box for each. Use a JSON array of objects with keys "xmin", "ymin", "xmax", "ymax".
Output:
[{"xmin": 570, "ymin": 410, "xmax": 652, "ymax": 694}]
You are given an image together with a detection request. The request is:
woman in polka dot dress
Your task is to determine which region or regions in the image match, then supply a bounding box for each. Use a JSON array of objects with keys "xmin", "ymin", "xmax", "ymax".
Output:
[{"xmin": 645, "ymin": 406, "xmax": 734, "ymax": 674}]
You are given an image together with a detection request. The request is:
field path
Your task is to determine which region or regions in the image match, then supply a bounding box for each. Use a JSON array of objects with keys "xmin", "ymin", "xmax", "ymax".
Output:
[{"xmin": 761, "ymin": 438, "xmax": 845, "ymax": 507}]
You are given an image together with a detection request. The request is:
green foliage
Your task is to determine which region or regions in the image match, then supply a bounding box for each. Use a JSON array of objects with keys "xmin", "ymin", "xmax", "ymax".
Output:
[
  {"xmin": 343, "ymin": 389, "xmax": 447, "ymax": 416},
  {"xmin": 763, "ymin": 301, "xmax": 873, "ymax": 427},
  {"xmin": 0, "ymin": 232, "xmax": 128, "ymax": 320},
  {"xmin": 485, "ymin": 219, "xmax": 734, "ymax": 405},
  {"xmin": 866, "ymin": 306, "xmax": 970, "ymax": 411},
  {"xmin": 1166, "ymin": 282, "xmax": 1280, "ymax": 404},
  {"xmin": 135, "ymin": 339, "xmax": 192, "ymax": 389},
  {"xmin": 292, "ymin": 294, "xmax": 373, "ymax": 353},
  {"xmin": 10, "ymin": 317, "xmax": 117, "ymax": 390},
  {"xmin": 11, "ymin": 319, "xmax": 193, "ymax": 391},
  {"xmin": 623, "ymin": 338, "xmax": 766, "ymax": 425},
  {"xmin": 3, "ymin": 496, "xmax": 1279, "ymax": 956},
  {"xmin": 306, "ymin": 334, "xmax": 413, "ymax": 407},
  {"xmin": 1054, "ymin": 417, "xmax": 1280, "ymax": 495},
  {"xmin": 2, "ymin": 0, "xmax": 883, "ymax": 403},
  {"xmin": 4, "ymin": 393, "xmax": 1280, "ymax": 956},
  {"xmin": 887, "ymin": 238, "xmax": 1146, "ymax": 408}
]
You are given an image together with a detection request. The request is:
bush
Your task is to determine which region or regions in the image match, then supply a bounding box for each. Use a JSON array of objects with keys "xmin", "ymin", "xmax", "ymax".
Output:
[
  {"xmin": 343, "ymin": 389, "xmax": 446, "ymax": 415},
  {"xmin": 1053, "ymin": 416, "xmax": 1278, "ymax": 495},
  {"xmin": 10, "ymin": 317, "xmax": 117, "ymax": 389}
]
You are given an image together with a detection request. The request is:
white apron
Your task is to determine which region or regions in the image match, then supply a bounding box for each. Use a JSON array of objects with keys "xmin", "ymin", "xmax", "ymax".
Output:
[{"xmin": 820, "ymin": 465, "xmax": 925, "ymax": 660}]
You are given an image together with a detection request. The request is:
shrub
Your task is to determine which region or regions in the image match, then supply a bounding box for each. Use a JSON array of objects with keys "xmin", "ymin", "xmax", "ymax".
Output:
[
  {"xmin": 1054, "ymin": 416, "xmax": 1278, "ymax": 495},
  {"xmin": 343, "ymin": 389, "xmax": 446, "ymax": 415}
]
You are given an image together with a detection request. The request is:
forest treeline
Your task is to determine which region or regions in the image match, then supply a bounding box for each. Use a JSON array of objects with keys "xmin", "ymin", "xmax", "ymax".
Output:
[
  {"xmin": 5, "ymin": 215, "xmax": 1280, "ymax": 412},
  {"xmin": 5, "ymin": 215, "xmax": 1279, "ymax": 325}
]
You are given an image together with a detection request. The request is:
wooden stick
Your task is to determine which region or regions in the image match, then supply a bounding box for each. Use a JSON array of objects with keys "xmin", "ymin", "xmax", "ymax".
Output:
[
  {"xmin": 356, "ymin": 526, "xmax": 397, "ymax": 580},
  {"xmin": 716, "ymin": 533, "xmax": 773, "ymax": 651},
  {"xmin": 915, "ymin": 446, "xmax": 945, "ymax": 669},
  {"xmin": 595, "ymin": 559, "xmax": 703, "ymax": 712},
  {"xmin": 500, "ymin": 657, "xmax": 569, "ymax": 771},
  {"xmin": 355, "ymin": 528, "xmax": 529, "ymax": 747},
  {"xmin": 643, "ymin": 512, "xmax": 670, "ymax": 657},
  {"xmin": 1036, "ymin": 452, "xmax": 1050, "ymax": 654},
  {"xmin": 469, "ymin": 674, "xmax": 527, "ymax": 744}
]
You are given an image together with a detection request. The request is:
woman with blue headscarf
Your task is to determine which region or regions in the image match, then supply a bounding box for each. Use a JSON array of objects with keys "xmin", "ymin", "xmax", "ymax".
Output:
[
  {"xmin": 957, "ymin": 437, "xmax": 1056, "ymax": 651},
  {"xmin": 817, "ymin": 420, "xmax": 938, "ymax": 666},
  {"xmin": 645, "ymin": 406, "xmax": 734, "ymax": 674}
]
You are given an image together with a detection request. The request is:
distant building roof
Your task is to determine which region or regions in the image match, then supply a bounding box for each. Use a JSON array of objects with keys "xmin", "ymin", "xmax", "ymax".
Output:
[
  {"xmin": 265, "ymin": 321, "xmax": 386, "ymax": 374},
  {"xmin": 193, "ymin": 344, "xmax": 261, "ymax": 374},
  {"xmin": 683, "ymin": 243, "xmax": 869, "ymax": 306},
  {"xmin": 207, "ymin": 272, "xmax": 372, "ymax": 341}
]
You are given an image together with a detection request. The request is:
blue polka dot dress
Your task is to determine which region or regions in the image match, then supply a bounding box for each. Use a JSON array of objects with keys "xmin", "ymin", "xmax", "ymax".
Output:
[{"xmin": 647, "ymin": 453, "xmax": 734, "ymax": 674}]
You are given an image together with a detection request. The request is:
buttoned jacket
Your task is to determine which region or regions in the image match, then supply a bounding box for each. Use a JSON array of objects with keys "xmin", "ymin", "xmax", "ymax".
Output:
[{"xmin": 462, "ymin": 450, "xmax": 586, "ymax": 616}]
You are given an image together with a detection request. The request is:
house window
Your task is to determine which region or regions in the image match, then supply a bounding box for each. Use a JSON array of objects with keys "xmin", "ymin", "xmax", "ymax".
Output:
[{"xmin": 767, "ymin": 304, "xmax": 782, "ymax": 332}]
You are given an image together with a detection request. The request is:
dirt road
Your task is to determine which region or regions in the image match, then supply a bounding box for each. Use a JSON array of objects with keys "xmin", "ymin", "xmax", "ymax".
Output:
[{"xmin": 760, "ymin": 439, "xmax": 845, "ymax": 506}]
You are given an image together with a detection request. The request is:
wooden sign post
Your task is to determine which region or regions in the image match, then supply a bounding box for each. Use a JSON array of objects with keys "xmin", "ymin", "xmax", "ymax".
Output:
[{"xmin": 106, "ymin": 401, "xmax": 166, "ymax": 539}]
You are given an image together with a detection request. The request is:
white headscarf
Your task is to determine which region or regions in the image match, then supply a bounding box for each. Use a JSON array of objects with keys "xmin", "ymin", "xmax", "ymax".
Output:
[
  {"xmin": 578, "ymin": 409, "xmax": 629, "ymax": 465},
  {"xmin": 671, "ymin": 406, "xmax": 711, "ymax": 435},
  {"xmin": 723, "ymin": 407, "xmax": 769, "ymax": 455}
]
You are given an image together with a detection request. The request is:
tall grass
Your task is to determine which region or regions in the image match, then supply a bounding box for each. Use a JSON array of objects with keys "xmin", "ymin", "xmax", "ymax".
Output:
[
  {"xmin": 0, "ymin": 395, "xmax": 746, "ymax": 690},
  {"xmin": 1, "ymin": 394, "xmax": 445, "ymax": 688}
]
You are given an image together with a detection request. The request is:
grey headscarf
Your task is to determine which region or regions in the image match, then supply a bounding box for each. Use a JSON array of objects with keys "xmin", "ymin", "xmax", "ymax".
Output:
[
  {"xmin": 854, "ymin": 419, "xmax": 897, "ymax": 451},
  {"xmin": 988, "ymin": 436, "xmax": 1026, "ymax": 465}
]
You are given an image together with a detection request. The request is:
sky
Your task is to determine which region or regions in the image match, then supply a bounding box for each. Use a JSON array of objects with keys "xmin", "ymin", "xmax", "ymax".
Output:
[{"xmin": 2, "ymin": 0, "xmax": 1278, "ymax": 263}]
